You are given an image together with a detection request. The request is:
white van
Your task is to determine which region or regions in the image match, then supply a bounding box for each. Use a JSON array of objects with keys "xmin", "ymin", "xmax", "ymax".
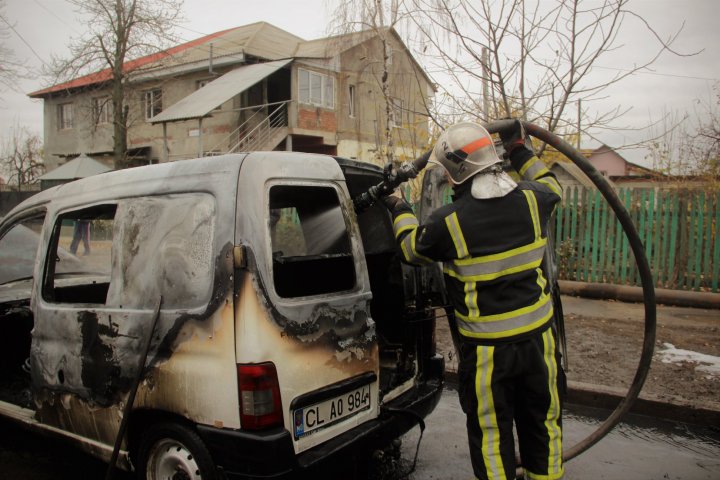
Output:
[{"xmin": 0, "ymin": 152, "xmax": 444, "ymax": 479}]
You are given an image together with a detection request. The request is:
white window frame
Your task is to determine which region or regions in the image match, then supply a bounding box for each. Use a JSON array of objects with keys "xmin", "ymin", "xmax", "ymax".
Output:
[
  {"xmin": 144, "ymin": 88, "xmax": 163, "ymax": 121},
  {"xmin": 93, "ymin": 96, "xmax": 112, "ymax": 125},
  {"xmin": 57, "ymin": 103, "xmax": 74, "ymax": 130},
  {"xmin": 298, "ymin": 68, "xmax": 335, "ymax": 109},
  {"xmin": 348, "ymin": 85, "xmax": 356, "ymax": 118},
  {"xmin": 389, "ymin": 97, "xmax": 403, "ymax": 128}
]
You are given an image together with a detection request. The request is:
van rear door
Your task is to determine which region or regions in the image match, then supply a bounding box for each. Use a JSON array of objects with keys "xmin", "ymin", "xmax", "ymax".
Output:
[{"xmin": 234, "ymin": 152, "xmax": 379, "ymax": 453}]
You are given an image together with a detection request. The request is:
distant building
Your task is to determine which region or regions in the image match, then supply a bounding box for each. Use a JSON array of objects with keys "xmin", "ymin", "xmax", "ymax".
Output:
[
  {"xmin": 29, "ymin": 22, "xmax": 435, "ymax": 171},
  {"xmin": 586, "ymin": 144, "xmax": 658, "ymax": 181}
]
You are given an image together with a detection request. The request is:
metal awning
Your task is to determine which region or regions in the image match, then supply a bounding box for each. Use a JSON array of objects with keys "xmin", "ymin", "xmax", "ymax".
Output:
[{"xmin": 149, "ymin": 59, "xmax": 292, "ymax": 124}]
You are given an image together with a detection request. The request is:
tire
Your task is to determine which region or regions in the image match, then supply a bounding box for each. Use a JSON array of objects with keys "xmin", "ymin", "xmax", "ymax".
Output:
[{"xmin": 136, "ymin": 422, "xmax": 218, "ymax": 480}]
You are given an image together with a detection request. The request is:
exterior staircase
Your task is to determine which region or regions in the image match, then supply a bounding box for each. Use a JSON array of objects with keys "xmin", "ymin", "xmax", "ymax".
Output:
[{"xmin": 209, "ymin": 101, "xmax": 290, "ymax": 155}]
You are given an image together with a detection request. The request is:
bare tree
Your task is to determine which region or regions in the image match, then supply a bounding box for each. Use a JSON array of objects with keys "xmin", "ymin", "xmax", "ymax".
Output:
[
  {"xmin": 329, "ymin": 0, "xmax": 413, "ymax": 164},
  {"xmin": 644, "ymin": 108, "xmax": 690, "ymax": 175},
  {"xmin": 48, "ymin": 0, "xmax": 184, "ymax": 169},
  {"xmin": 0, "ymin": 125, "xmax": 44, "ymax": 191},
  {"xmin": 0, "ymin": 0, "xmax": 25, "ymax": 94},
  {"xmin": 688, "ymin": 85, "xmax": 720, "ymax": 178},
  {"xmin": 410, "ymin": 0, "xmax": 695, "ymax": 154}
]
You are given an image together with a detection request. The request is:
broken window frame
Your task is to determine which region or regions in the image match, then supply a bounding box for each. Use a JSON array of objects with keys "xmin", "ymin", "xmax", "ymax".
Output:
[
  {"xmin": 268, "ymin": 183, "xmax": 356, "ymax": 299},
  {"xmin": 41, "ymin": 204, "xmax": 118, "ymax": 305}
]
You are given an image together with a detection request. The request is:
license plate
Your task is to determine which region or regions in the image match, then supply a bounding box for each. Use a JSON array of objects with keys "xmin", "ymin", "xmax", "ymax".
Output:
[{"xmin": 293, "ymin": 384, "xmax": 372, "ymax": 439}]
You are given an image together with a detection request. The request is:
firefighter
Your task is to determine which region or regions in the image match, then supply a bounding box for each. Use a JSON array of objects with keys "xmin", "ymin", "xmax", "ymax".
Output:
[{"xmin": 381, "ymin": 120, "xmax": 564, "ymax": 480}]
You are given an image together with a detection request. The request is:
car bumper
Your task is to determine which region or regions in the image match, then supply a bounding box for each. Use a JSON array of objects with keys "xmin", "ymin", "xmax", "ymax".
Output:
[{"xmin": 196, "ymin": 358, "xmax": 444, "ymax": 479}]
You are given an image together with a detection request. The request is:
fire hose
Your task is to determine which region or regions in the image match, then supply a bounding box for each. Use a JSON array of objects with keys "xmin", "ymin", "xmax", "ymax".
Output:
[{"xmin": 354, "ymin": 120, "xmax": 657, "ymax": 468}]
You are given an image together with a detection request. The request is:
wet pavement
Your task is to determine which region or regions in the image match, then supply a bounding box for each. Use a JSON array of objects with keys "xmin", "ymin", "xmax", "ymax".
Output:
[
  {"xmin": 398, "ymin": 388, "xmax": 720, "ymax": 479},
  {"xmin": 1, "ymin": 387, "xmax": 718, "ymax": 479}
]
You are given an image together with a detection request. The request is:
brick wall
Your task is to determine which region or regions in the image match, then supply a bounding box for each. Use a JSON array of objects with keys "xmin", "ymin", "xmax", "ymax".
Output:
[{"xmin": 298, "ymin": 108, "xmax": 337, "ymax": 132}]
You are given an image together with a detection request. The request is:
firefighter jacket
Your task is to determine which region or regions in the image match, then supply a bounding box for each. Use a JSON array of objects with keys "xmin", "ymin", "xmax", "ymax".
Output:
[{"xmin": 389, "ymin": 147, "xmax": 562, "ymax": 343}]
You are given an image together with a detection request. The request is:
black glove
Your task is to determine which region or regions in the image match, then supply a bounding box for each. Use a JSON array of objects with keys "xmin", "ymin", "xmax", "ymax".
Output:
[
  {"xmin": 499, "ymin": 119, "xmax": 527, "ymax": 155},
  {"xmin": 380, "ymin": 194, "xmax": 404, "ymax": 211}
]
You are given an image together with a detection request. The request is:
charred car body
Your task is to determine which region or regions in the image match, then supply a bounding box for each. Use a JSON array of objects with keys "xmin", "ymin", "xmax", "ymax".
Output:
[{"xmin": 0, "ymin": 152, "xmax": 444, "ymax": 479}]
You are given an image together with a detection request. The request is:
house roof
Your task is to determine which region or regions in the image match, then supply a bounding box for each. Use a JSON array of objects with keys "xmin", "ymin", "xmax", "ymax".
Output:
[
  {"xmin": 29, "ymin": 22, "xmax": 435, "ymax": 98},
  {"xmin": 295, "ymin": 28, "xmax": 435, "ymax": 90},
  {"xmin": 29, "ymin": 22, "xmax": 303, "ymax": 98},
  {"xmin": 549, "ymin": 161, "xmax": 598, "ymax": 189},
  {"xmin": 38, "ymin": 154, "xmax": 112, "ymax": 180},
  {"xmin": 150, "ymin": 59, "xmax": 292, "ymax": 123}
]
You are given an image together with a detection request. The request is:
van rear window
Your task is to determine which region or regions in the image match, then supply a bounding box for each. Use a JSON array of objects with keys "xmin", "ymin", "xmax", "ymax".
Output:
[{"xmin": 269, "ymin": 185, "xmax": 356, "ymax": 298}]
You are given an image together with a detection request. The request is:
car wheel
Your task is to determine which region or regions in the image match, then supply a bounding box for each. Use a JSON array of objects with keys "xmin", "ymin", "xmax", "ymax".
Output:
[{"xmin": 137, "ymin": 422, "xmax": 218, "ymax": 480}]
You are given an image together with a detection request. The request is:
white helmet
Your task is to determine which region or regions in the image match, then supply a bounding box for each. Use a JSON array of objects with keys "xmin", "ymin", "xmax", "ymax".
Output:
[{"xmin": 432, "ymin": 122, "xmax": 503, "ymax": 184}]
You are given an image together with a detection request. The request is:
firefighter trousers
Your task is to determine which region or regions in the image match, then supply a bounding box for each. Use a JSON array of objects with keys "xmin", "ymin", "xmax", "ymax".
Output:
[{"xmin": 457, "ymin": 327, "xmax": 564, "ymax": 480}]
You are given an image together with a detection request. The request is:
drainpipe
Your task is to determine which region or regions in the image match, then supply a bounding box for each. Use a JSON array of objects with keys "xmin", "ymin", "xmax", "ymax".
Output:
[
  {"xmin": 162, "ymin": 123, "xmax": 169, "ymax": 162},
  {"xmin": 198, "ymin": 118, "xmax": 203, "ymax": 158}
]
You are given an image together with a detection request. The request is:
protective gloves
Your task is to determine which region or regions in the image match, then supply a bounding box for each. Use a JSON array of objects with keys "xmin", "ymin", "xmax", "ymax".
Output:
[
  {"xmin": 380, "ymin": 193, "xmax": 405, "ymax": 211},
  {"xmin": 499, "ymin": 119, "xmax": 528, "ymax": 155}
]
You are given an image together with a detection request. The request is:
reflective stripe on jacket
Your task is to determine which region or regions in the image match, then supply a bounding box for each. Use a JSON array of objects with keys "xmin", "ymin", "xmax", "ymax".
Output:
[{"xmin": 389, "ymin": 147, "xmax": 561, "ymax": 342}]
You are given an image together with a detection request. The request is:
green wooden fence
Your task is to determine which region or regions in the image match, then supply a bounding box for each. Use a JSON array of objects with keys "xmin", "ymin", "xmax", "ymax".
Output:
[{"xmin": 555, "ymin": 187, "xmax": 720, "ymax": 293}]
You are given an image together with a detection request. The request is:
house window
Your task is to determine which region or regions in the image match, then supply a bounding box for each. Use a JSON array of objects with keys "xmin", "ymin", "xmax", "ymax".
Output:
[
  {"xmin": 57, "ymin": 103, "xmax": 74, "ymax": 130},
  {"xmin": 93, "ymin": 97, "xmax": 112, "ymax": 125},
  {"xmin": 144, "ymin": 88, "xmax": 163, "ymax": 120},
  {"xmin": 298, "ymin": 68, "xmax": 334, "ymax": 109},
  {"xmin": 389, "ymin": 97, "xmax": 403, "ymax": 128},
  {"xmin": 348, "ymin": 85, "xmax": 356, "ymax": 118}
]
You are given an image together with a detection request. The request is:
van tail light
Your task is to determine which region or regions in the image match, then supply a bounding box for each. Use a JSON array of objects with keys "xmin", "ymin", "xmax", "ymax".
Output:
[{"xmin": 237, "ymin": 363, "xmax": 284, "ymax": 430}]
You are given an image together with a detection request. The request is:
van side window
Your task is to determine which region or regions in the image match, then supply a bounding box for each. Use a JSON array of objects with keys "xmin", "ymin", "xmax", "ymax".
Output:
[
  {"xmin": 0, "ymin": 215, "xmax": 46, "ymax": 285},
  {"xmin": 269, "ymin": 185, "xmax": 356, "ymax": 298},
  {"xmin": 43, "ymin": 205, "xmax": 117, "ymax": 304}
]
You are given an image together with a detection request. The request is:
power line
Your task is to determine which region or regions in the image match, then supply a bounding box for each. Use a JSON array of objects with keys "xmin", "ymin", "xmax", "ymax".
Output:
[{"xmin": 0, "ymin": 12, "xmax": 46, "ymax": 67}]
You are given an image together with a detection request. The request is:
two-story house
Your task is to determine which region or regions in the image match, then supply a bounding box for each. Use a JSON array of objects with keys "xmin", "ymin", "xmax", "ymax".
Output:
[{"xmin": 29, "ymin": 22, "xmax": 435, "ymax": 171}]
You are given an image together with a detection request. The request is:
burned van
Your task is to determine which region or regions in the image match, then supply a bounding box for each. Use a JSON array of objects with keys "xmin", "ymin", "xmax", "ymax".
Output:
[{"xmin": 0, "ymin": 152, "xmax": 443, "ymax": 479}]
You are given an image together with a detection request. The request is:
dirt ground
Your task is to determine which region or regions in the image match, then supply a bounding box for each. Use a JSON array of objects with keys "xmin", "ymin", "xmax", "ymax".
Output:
[{"xmin": 435, "ymin": 295, "xmax": 720, "ymax": 409}]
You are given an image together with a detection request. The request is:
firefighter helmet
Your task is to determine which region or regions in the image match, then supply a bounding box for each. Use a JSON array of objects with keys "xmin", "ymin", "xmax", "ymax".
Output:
[{"xmin": 431, "ymin": 122, "xmax": 502, "ymax": 184}]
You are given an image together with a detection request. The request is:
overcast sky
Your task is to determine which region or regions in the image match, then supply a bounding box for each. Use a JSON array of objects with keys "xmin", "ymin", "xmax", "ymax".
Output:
[{"xmin": 1, "ymin": 0, "xmax": 718, "ymax": 167}]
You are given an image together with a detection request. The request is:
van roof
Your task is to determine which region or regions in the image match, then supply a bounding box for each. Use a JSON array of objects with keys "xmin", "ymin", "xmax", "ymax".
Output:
[{"xmin": 4, "ymin": 152, "xmax": 349, "ymax": 221}]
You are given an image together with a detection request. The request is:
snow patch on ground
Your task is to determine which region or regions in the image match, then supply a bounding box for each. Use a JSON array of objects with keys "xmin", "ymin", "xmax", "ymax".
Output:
[{"xmin": 657, "ymin": 343, "xmax": 720, "ymax": 379}]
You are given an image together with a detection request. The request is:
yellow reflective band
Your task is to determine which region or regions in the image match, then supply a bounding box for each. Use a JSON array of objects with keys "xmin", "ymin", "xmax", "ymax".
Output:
[
  {"xmin": 541, "ymin": 328, "xmax": 564, "ymax": 478},
  {"xmin": 445, "ymin": 212, "xmax": 469, "ymax": 259},
  {"xmin": 475, "ymin": 346, "xmax": 506, "ymax": 480},
  {"xmin": 525, "ymin": 470, "xmax": 566, "ymax": 480},
  {"xmin": 519, "ymin": 155, "xmax": 540, "ymax": 177},
  {"xmin": 465, "ymin": 280, "xmax": 480, "ymax": 318},
  {"xmin": 536, "ymin": 267, "xmax": 547, "ymax": 291},
  {"xmin": 538, "ymin": 176, "xmax": 562, "ymax": 197},
  {"xmin": 523, "ymin": 190, "xmax": 541, "ymax": 240},
  {"xmin": 400, "ymin": 228, "xmax": 434, "ymax": 265},
  {"xmin": 443, "ymin": 238, "xmax": 547, "ymax": 282},
  {"xmin": 393, "ymin": 213, "xmax": 419, "ymax": 239},
  {"xmin": 520, "ymin": 156, "xmax": 549, "ymax": 181},
  {"xmin": 456, "ymin": 294, "xmax": 554, "ymax": 340}
]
